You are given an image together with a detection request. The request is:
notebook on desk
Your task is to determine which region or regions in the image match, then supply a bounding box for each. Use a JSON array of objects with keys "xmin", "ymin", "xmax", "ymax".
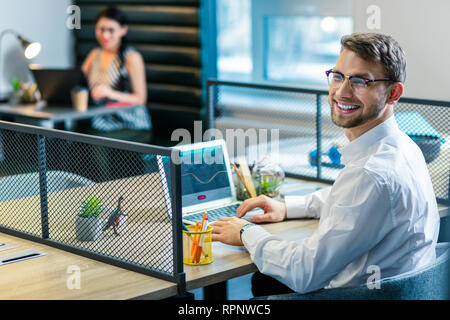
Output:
[{"xmin": 175, "ymin": 139, "xmax": 263, "ymax": 225}]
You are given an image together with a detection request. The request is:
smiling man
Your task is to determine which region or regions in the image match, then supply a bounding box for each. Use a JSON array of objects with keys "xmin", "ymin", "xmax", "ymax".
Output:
[{"xmin": 211, "ymin": 33, "xmax": 440, "ymax": 297}]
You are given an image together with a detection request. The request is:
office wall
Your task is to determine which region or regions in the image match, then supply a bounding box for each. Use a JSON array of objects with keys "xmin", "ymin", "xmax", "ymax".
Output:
[
  {"xmin": 352, "ymin": 0, "xmax": 450, "ymax": 101},
  {"xmin": 0, "ymin": 0, "xmax": 74, "ymax": 94}
]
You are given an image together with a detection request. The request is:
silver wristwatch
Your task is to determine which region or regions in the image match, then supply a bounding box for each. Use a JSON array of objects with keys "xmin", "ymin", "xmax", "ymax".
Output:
[{"xmin": 240, "ymin": 223, "xmax": 256, "ymax": 242}]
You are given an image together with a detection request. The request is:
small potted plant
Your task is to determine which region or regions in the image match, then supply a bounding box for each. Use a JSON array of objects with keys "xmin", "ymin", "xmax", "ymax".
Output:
[
  {"xmin": 76, "ymin": 196, "xmax": 103, "ymax": 241},
  {"xmin": 256, "ymin": 158, "xmax": 285, "ymax": 198}
]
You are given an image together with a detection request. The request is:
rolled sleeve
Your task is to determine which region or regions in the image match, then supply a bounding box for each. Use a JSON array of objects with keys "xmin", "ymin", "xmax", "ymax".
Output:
[
  {"xmin": 285, "ymin": 196, "xmax": 309, "ymax": 219},
  {"xmin": 285, "ymin": 187, "xmax": 332, "ymax": 220}
]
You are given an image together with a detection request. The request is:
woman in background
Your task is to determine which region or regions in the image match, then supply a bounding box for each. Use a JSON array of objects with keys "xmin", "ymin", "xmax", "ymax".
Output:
[{"xmin": 82, "ymin": 6, "xmax": 150, "ymax": 131}]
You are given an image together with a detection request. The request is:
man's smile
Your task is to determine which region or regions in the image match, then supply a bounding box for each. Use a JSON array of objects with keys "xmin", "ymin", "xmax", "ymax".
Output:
[{"xmin": 334, "ymin": 100, "xmax": 362, "ymax": 114}]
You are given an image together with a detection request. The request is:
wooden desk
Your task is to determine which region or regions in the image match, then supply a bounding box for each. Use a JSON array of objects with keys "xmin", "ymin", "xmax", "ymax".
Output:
[
  {"xmin": 0, "ymin": 103, "xmax": 144, "ymax": 130},
  {"xmin": 0, "ymin": 232, "xmax": 177, "ymax": 300}
]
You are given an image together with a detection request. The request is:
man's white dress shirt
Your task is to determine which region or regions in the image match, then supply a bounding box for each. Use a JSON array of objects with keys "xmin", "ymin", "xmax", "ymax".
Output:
[{"xmin": 242, "ymin": 115, "xmax": 440, "ymax": 293}]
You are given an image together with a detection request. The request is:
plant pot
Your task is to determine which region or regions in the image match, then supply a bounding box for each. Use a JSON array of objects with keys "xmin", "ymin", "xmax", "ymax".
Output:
[{"xmin": 75, "ymin": 215, "xmax": 103, "ymax": 241}]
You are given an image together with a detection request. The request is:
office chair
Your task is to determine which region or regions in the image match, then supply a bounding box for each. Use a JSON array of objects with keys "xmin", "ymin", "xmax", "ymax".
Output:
[{"xmin": 253, "ymin": 242, "xmax": 450, "ymax": 300}]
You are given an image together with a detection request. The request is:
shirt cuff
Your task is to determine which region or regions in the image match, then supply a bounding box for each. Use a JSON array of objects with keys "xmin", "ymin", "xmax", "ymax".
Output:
[
  {"xmin": 284, "ymin": 196, "xmax": 309, "ymax": 219},
  {"xmin": 242, "ymin": 225, "xmax": 271, "ymax": 255}
]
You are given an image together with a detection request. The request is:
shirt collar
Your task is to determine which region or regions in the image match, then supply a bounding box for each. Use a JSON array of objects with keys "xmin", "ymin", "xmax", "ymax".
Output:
[{"xmin": 339, "ymin": 115, "xmax": 400, "ymax": 165}]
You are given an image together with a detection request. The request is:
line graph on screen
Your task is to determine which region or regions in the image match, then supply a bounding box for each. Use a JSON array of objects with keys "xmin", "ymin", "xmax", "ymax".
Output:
[{"xmin": 182, "ymin": 170, "xmax": 228, "ymax": 185}]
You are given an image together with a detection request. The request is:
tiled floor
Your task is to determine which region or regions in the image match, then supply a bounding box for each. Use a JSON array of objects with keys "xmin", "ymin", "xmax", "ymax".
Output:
[{"xmin": 189, "ymin": 273, "xmax": 254, "ymax": 300}]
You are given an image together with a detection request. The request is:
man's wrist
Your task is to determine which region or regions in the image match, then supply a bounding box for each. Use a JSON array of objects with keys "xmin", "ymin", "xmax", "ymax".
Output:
[{"xmin": 240, "ymin": 222, "xmax": 257, "ymax": 243}]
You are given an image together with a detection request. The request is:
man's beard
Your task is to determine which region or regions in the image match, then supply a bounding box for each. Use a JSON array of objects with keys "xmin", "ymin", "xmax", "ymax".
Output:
[{"xmin": 330, "ymin": 99, "xmax": 385, "ymax": 129}]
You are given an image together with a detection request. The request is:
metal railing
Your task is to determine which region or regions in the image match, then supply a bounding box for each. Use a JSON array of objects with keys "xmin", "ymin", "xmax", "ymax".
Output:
[
  {"xmin": 207, "ymin": 79, "xmax": 450, "ymax": 205},
  {"xmin": 0, "ymin": 120, "xmax": 185, "ymax": 293}
]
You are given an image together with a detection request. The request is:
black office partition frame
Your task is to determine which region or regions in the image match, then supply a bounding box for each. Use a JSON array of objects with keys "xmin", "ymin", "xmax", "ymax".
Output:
[
  {"xmin": 207, "ymin": 79, "xmax": 450, "ymax": 205},
  {"xmin": 0, "ymin": 121, "xmax": 185, "ymax": 293}
]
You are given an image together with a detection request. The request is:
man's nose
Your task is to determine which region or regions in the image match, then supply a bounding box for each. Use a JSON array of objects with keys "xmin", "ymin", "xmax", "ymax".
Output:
[{"xmin": 335, "ymin": 78, "xmax": 354, "ymax": 98}]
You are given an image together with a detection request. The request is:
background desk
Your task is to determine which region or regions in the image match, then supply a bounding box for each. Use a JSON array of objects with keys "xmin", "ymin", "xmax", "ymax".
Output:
[{"xmin": 0, "ymin": 103, "xmax": 144, "ymax": 130}]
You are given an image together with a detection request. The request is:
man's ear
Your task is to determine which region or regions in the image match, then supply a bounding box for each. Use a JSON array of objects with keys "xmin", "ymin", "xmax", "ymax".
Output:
[{"xmin": 386, "ymin": 82, "xmax": 403, "ymax": 104}]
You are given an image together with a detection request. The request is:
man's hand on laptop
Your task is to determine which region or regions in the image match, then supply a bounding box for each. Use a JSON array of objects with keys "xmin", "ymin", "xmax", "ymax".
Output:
[
  {"xmin": 236, "ymin": 195, "xmax": 287, "ymax": 223},
  {"xmin": 211, "ymin": 217, "xmax": 249, "ymax": 246}
]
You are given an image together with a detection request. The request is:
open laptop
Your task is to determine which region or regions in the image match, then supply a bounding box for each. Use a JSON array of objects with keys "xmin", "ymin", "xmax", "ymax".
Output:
[
  {"xmin": 175, "ymin": 139, "xmax": 263, "ymax": 225},
  {"xmin": 30, "ymin": 66, "xmax": 89, "ymax": 107}
]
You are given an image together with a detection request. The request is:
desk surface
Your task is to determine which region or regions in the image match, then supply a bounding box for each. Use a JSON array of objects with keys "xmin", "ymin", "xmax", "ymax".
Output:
[{"xmin": 0, "ymin": 232, "xmax": 178, "ymax": 300}]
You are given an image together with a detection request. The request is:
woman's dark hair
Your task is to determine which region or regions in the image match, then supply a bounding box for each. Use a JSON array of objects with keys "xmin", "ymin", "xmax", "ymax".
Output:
[{"xmin": 95, "ymin": 6, "xmax": 128, "ymax": 68}]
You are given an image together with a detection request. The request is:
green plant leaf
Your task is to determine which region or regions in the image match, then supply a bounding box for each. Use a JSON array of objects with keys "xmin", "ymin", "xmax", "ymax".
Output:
[{"xmin": 79, "ymin": 196, "xmax": 103, "ymax": 218}]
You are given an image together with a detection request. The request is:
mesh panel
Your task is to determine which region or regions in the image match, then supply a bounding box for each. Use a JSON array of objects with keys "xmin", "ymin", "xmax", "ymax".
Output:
[
  {"xmin": 0, "ymin": 123, "xmax": 180, "ymax": 280},
  {"xmin": 209, "ymin": 81, "xmax": 450, "ymax": 204},
  {"xmin": 395, "ymin": 101, "xmax": 449, "ymax": 203},
  {"xmin": 0, "ymin": 129, "xmax": 41, "ymax": 237},
  {"xmin": 213, "ymin": 85, "xmax": 322, "ymax": 179}
]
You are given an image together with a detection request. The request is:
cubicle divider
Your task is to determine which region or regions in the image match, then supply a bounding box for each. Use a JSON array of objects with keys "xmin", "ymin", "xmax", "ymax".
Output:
[
  {"xmin": 206, "ymin": 79, "xmax": 450, "ymax": 205},
  {"xmin": 0, "ymin": 120, "xmax": 185, "ymax": 294}
]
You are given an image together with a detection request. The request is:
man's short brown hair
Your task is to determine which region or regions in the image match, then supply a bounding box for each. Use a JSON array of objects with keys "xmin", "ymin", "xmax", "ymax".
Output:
[{"xmin": 341, "ymin": 33, "xmax": 406, "ymax": 83}]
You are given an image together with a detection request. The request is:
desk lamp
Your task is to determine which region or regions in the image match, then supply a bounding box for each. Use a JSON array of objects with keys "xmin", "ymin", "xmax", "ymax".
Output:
[{"xmin": 0, "ymin": 29, "xmax": 41, "ymax": 101}]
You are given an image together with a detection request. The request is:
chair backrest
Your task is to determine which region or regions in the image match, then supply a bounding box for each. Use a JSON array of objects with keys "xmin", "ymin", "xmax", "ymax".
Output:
[
  {"xmin": 255, "ymin": 242, "xmax": 450, "ymax": 300},
  {"xmin": 372, "ymin": 242, "xmax": 449, "ymax": 300}
]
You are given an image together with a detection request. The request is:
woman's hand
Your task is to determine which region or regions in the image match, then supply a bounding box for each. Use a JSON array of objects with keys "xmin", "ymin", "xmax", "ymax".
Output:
[
  {"xmin": 91, "ymin": 84, "xmax": 114, "ymax": 100},
  {"xmin": 236, "ymin": 195, "xmax": 287, "ymax": 223}
]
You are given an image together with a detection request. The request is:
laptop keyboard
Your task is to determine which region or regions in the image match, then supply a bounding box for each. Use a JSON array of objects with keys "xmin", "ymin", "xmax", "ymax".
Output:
[{"xmin": 185, "ymin": 203, "xmax": 241, "ymax": 223}]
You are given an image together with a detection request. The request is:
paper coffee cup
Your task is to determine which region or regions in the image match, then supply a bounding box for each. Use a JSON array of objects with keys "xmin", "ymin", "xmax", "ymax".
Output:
[{"xmin": 71, "ymin": 87, "xmax": 88, "ymax": 112}]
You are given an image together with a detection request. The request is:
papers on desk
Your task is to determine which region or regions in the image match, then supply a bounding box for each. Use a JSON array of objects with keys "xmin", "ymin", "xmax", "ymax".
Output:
[
  {"xmin": 0, "ymin": 242, "xmax": 19, "ymax": 252},
  {"xmin": 0, "ymin": 248, "xmax": 46, "ymax": 266}
]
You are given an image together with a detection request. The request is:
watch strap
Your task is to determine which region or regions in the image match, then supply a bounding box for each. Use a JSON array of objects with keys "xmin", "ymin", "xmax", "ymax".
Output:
[{"xmin": 240, "ymin": 223, "xmax": 256, "ymax": 242}]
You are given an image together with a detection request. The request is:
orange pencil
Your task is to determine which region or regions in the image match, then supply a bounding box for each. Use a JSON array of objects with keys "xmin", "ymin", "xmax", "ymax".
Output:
[
  {"xmin": 195, "ymin": 217, "xmax": 208, "ymax": 263},
  {"xmin": 190, "ymin": 211, "xmax": 207, "ymax": 263},
  {"xmin": 190, "ymin": 221, "xmax": 200, "ymax": 262},
  {"xmin": 193, "ymin": 211, "xmax": 207, "ymax": 259}
]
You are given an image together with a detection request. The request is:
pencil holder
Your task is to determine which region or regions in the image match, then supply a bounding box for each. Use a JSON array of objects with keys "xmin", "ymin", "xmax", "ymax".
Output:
[{"xmin": 183, "ymin": 225, "xmax": 213, "ymax": 265}]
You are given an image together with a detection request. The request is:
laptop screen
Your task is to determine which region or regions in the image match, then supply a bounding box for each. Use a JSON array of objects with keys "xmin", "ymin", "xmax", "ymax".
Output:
[{"xmin": 181, "ymin": 143, "xmax": 232, "ymax": 208}]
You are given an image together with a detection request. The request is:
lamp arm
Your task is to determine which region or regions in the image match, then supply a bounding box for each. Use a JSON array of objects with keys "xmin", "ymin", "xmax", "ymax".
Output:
[{"xmin": 0, "ymin": 29, "xmax": 20, "ymax": 39}]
